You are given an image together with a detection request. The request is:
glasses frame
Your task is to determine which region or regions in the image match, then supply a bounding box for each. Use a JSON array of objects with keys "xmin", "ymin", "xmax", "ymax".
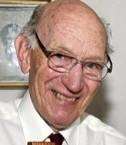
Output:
[{"xmin": 35, "ymin": 32, "xmax": 113, "ymax": 81}]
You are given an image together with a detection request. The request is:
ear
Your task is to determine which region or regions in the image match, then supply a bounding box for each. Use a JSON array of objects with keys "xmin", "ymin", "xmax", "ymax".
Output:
[{"xmin": 15, "ymin": 35, "xmax": 31, "ymax": 74}]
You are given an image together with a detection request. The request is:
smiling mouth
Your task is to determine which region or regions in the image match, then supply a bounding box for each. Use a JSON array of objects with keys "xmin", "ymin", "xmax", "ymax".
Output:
[{"xmin": 51, "ymin": 89, "xmax": 79, "ymax": 103}]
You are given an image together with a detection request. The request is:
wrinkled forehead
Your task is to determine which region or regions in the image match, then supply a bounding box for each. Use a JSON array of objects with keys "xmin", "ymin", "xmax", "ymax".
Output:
[
  {"xmin": 36, "ymin": 0, "xmax": 107, "ymax": 59},
  {"xmin": 38, "ymin": 0, "xmax": 102, "ymax": 29},
  {"xmin": 36, "ymin": 0, "xmax": 106, "ymax": 43}
]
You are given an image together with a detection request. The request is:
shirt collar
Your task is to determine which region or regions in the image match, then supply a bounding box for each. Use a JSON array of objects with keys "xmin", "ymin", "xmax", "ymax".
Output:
[
  {"xmin": 60, "ymin": 118, "xmax": 80, "ymax": 145},
  {"xmin": 18, "ymin": 90, "xmax": 53, "ymax": 142},
  {"xmin": 18, "ymin": 90, "xmax": 81, "ymax": 145}
]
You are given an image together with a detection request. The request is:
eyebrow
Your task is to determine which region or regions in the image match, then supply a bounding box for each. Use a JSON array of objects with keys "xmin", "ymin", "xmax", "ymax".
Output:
[
  {"xmin": 56, "ymin": 47, "xmax": 106, "ymax": 63},
  {"xmin": 83, "ymin": 56, "xmax": 105, "ymax": 62},
  {"xmin": 52, "ymin": 45, "xmax": 106, "ymax": 62}
]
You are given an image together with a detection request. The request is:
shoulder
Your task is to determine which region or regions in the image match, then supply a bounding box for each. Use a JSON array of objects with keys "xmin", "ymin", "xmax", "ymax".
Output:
[
  {"xmin": 0, "ymin": 97, "xmax": 21, "ymax": 120},
  {"xmin": 79, "ymin": 114, "xmax": 126, "ymax": 145},
  {"xmin": 0, "ymin": 99, "xmax": 25, "ymax": 144}
]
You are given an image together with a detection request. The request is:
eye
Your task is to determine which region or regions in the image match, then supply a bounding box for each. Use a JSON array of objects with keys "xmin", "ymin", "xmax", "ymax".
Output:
[
  {"xmin": 52, "ymin": 53, "xmax": 66, "ymax": 62},
  {"xmin": 50, "ymin": 53, "xmax": 73, "ymax": 66},
  {"xmin": 55, "ymin": 53, "xmax": 64, "ymax": 59},
  {"xmin": 84, "ymin": 62, "xmax": 103, "ymax": 71}
]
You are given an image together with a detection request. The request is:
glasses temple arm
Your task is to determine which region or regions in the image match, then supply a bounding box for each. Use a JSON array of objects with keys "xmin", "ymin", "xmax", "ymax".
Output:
[{"xmin": 107, "ymin": 54, "xmax": 113, "ymax": 73}]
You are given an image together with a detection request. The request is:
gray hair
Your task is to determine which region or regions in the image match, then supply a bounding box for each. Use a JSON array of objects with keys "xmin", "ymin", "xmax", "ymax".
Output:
[
  {"xmin": 101, "ymin": 18, "xmax": 113, "ymax": 53},
  {"xmin": 19, "ymin": 4, "xmax": 46, "ymax": 48}
]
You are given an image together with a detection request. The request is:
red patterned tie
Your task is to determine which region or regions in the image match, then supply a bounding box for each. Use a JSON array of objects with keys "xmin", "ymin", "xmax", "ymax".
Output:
[
  {"xmin": 49, "ymin": 133, "xmax": 64, "ymax": 145},
  {"xmin": 27, "ymin": 142, "xmax": 54, "ymax": 145},
  {"xmin": 27, "ymin": 133, "xmax": 64, "ymax": 145}
]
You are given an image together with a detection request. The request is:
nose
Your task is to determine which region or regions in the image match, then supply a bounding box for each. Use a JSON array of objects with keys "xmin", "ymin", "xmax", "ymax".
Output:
[{"xmin": 61, "ymin": 63, "xmax": 84, "ymax": 93}]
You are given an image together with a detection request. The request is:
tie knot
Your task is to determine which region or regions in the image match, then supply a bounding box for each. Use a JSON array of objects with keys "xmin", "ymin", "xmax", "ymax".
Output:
[{"xmin": 49, "ymin": 133, "xmax": 64, "ymax": 145}]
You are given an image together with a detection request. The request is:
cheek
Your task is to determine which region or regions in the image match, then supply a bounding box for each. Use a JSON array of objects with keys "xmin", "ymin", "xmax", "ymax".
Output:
[
  {"xmin": 77, "ymin": 79, "xmax": 100, "ymax": 114},
  {"xmin": 45, "ymin": 68, "xmax": 60, "ymax": 81},
  {"xmin": 38, "ymin": 68, "xmax": 61, "ymax": 93},
  {"xmin": 33, "ymin": 65, "xmax": 59, "ymax": 103},
  {"xmin": 29, "ymin": 55, "xmax": 49, "ymax": 105},
  {"xmin": 86, "ymin": 79, "xmax": 100, "ymax": 94}
]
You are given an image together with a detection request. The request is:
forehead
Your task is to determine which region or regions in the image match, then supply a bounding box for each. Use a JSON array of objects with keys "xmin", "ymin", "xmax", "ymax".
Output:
[{"xmin": 37, "ymin": 2, "xmax": 107, "ymax": 60}]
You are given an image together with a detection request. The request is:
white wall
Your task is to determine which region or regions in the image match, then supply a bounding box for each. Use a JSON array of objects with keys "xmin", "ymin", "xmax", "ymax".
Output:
[
  {"xmin": 84, "ymin": 0, "xmax": 126, "ymax": 136},
  {"xmin": 0, "ymin": 0, "xmax": 126, "ymax": 136}
]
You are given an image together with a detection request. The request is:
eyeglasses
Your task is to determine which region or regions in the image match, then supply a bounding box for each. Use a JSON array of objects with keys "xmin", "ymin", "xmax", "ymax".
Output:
[{"xmin": 35, "ymin": 32, "xmax": 113, "ymax": 81}]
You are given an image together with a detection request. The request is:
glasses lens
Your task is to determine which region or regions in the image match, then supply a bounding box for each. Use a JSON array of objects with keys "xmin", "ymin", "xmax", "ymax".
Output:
[
  {"xmin": 83, "ymin": 62, "xmax": 108, "ymax": 81},
  {"xmin": 48, "ymin": 53, "xmax": 75, "ymax": 72},
  {"xmin": 48, "ymin": 52, "xmax": 110, "ymax": 81}
]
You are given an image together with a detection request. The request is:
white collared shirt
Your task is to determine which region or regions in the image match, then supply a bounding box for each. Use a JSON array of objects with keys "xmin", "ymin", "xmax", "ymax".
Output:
[{"xmin": 0, "ymin": 90, "xmax": 126, "ymax": 145}]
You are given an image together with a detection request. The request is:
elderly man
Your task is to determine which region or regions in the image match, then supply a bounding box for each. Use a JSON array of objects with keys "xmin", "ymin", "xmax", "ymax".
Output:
[{"xmin": 0, "ymin": 0, "xmax": 125, "ymax": 145}]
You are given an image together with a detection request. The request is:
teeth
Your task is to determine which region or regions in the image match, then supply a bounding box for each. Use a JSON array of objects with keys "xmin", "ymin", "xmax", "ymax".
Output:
[{"xmin": 52, "ymin": 90, "xmax": 76, "ymax": 102}]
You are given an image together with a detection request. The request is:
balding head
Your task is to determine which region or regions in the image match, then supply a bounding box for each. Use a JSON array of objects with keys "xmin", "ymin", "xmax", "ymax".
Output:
[
  {"xmin": 35, "ymin": 0, "xmax": 107, "ymax": 49},
  {"xmin": 21, "ymin": 0, "xmax": 107, "ymax": 52}
]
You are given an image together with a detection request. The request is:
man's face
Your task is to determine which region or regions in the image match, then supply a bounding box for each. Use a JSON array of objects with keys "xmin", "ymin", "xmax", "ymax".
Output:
[{"xmin": 29, "ymin": 6, "xmax": 107, "ymax": 130}]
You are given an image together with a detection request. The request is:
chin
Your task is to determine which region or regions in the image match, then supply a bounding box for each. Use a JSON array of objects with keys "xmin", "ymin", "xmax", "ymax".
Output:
[
  {"xmin": 45, "ymin": 113, "xmax": 78, "ymax": 130},
  {"xmin": 50, "ymin": 121, "xmax": 74, "ymax": 131}
]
